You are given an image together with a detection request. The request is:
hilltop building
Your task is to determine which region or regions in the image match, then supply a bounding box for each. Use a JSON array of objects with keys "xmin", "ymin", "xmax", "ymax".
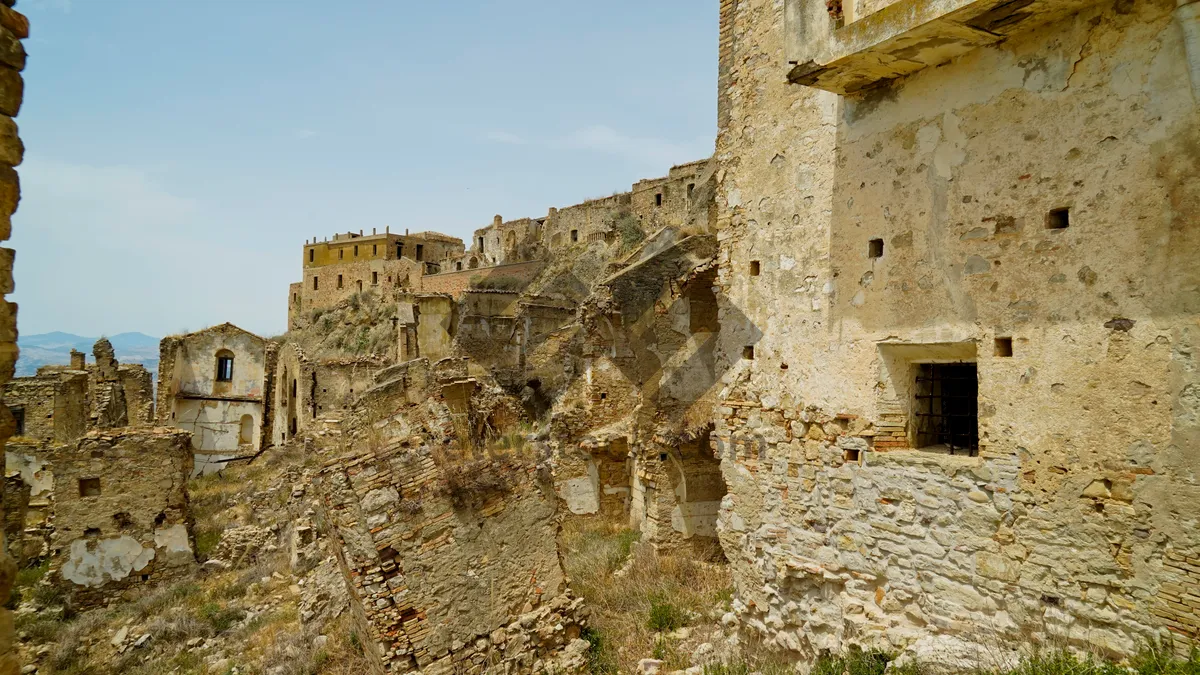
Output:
[{"xmin": 287, "ymin": 229, "xmax": 465, "ymax": 330}]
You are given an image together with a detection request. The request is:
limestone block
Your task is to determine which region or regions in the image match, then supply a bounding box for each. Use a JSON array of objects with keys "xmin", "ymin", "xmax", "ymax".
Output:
[
  {"xmin": 0, "ymin": 29, "xmax": 22, "ymax": 72},
  {"xmin": 0, "ymin": 68, "xmax": 19, "ymax": 118},
  {"xmin": 0, "ymin": 8, "xmax": 25, "ymax": 40}
]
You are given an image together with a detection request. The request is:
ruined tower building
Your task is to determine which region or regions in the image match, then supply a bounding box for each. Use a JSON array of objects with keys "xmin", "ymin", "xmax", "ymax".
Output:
[
  {"xmin": 157, "ymin": 323, "xmax": 275, "ymax": 475},
  {"xmin": 711, "ymin": 0, "xmax": 1200, "ymax": 660},
  {"xmin": 0, "ymin": 3, "xmax": 28, "ymax": 673},
  {"xmin": 288, "ymin": 230, "xmax": 466, "ymax": 330}
]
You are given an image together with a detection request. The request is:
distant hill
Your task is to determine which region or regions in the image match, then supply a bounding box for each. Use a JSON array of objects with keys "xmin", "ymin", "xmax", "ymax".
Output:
[{"xmin": 16, "ymin": 331, "xmax": 160, "ymax": 378}]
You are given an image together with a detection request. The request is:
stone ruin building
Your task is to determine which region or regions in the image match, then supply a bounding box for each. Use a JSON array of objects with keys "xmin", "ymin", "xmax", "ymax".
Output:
[
  {"xmin": 708, "ymin": 0, "xmax": 1200, "ymax": 661},
  {"xmin": 3, "ymin": 338, "xmax": 153, "ymax": 446},
  {"xmin": 44, "ymin": 428, "xmax": 195, "ymax": 609},
  {"xmin": 157, "ymin": 322, "xmax": 276, "ymax": 476},
  {"xmin": 288, "ymin": 229, "xmax": 467, "ymax": 330},
  {"xmin": 2, "ymin": 339, "xmax": 156, "ymax": 567}
]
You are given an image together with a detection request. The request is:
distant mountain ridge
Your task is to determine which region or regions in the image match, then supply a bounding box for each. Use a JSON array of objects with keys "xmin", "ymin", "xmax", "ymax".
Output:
[{"xmin": 16, "ymin": 331, "xmax": 160, "ymax": 378}]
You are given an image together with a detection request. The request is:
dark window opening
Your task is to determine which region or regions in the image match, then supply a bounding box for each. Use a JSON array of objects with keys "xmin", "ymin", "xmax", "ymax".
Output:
[
  {"xmin": 313, "ymin": 277, "xmax": 319, "ymax": 291},
  {"xmin": 373, "ymin": 244, "xmax": 377, "ymax": 256},
  {"xmin": 457, "ymin": 262, "xmax": 463, "ymax": 271},
  {"xmin": 308, "ymin": 249, "xmax": 314, "ymax": 263},
  {"xmin": 337, "ymin": 274, "xmax": 344, "ymax": 289},
  {"xmin": 571, "ymin": 230, "xmax": 579, "ymax": 243},
  {"xmin": 79, "ymin": 478, "xmax": 101, "ymax": 497},
  {"xmin": 994, "ymin": 338, "xmax": 1013, "ymax": 357},
  {"xmin": 600, "ymin": 392, "xmax": 607, "ymax": 400},
  {"xmin": 339, "ymin": 249, "xmax": 344, "ymax": 260},
  {"xmin": 478, "ymin": 236, "xmax": 485, "ymax": 252},
  {"xmin": 844, "ymin": 447, "xmax": 861, "ymax": 463},
  {"xmin": 292, "ymin": 293, "xmax": 298, "ymax": 304},
  {"xmin": 743, "ymin": 345, "xmax": 755, "ymax": 360},
  {"xmin": 372, "ymin": 271, "xmax": 379, "ymax": 285},
  {"xmin": 216, "ymin": 355, "xmax": 234, "ymax": 382},
  {"xmin": 687, "ymin": 183, "xmax": 695, "ymax": 198},
  {"xmin": 397, "ymin": 243, "xmax": 403, "ymax": 258},
  {"xmin": 357, "ymin": 280, "xmax": 363, "ymax": 292},
  {"xmin": 354, "ymin": 245, "xmax": 359, "ymax": 257},
  {"xmin": 868, "ymin": 238, "xmax": 884, "ymax": 259},
  {"xmin": 416, "ymin": 244, "xmax": 424, "ymax": 261},
  {"xmin": 655, "ymin": 193, "xmax": 663, "ymax": 207},
  {"xmin": 914, "ymin": 363, "xmax": 979, "ymax": 455},
  {"xmin": 1047, "ymin": 207, "xmax": 1070, "ymax": 229},
  {"xmin": 749, "ymin": 261, "xmax": 761, "ymax": 276},
  {"xmin": 9, "ymin": 406, "xmax": 23, "ymax": 436},
  {"xmin": 140, "ymin": 574, "xmax": 150, "ymax": 581}
]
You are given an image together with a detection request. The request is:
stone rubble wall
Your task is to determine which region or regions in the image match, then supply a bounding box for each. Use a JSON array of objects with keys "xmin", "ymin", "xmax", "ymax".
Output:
[
  {"xmin": 46, "ymin": 428, "xmax": 196, "ymax": 610},
  {"xmin": 713, "ymin": 0, "xmax": 1200, "ymax": 662}
]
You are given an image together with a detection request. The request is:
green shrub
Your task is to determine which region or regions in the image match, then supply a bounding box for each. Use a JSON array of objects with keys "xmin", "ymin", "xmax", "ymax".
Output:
[
  {"xmin": 646, "ymin": 598, "xmax": 685, "ymax": 633},
  {"xmin": 581, "ymin": 627, "xmax": 618, "ymax": 675},
  {"xmin": 812, "ymin": 648, "xmax": 893, "ymax": 675},
  {"xmin": 195, "ymin": 527, "xmax": 221, "ymax": 558},
  {"xmin": 197, "ymin": 602, "xmax": 246, "ymax": 633}
]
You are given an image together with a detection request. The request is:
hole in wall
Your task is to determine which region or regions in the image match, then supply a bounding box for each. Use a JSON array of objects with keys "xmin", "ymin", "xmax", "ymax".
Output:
[
  {"xmin": 1046, "ymin": 207, "xmax": 1070, "ymax": 229},
  {"xmin": 844, "ymin": 448, "xmax": 861, "ymax": 463},
  {"xmin": 84, "ymin": 527, "xmax": 101, "ymax": 538},
  {"xmin": 994, "ymin": 338, "xmax": 1013, "ymax": 357},
  {"xmin": 743, "ymin": 346, "xmax": 755, "ymax": 360},
  {"xmin": 78, "ymin": 478, "xmax": 101, "ymax": 497},
  {"xmin": 868, "ymin": 238, "xmax": 884, "ymax": 259},
  {"xmin": 749, "ymin": 260, "xmax": 761, "ymax": 276}
]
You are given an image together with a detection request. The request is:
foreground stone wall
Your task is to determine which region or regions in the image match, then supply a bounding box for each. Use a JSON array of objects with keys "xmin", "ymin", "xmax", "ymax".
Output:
[
  {"xmin": 46, "ymin": 429, "xmax": 195, "ymax": 610},
  {"xmin": 713, "ymin": 0, "xmax": 1200, "ymax": 661},
  {"xmin": 0, "ymin": 3, "xmax": 27, "ymax": 672}
]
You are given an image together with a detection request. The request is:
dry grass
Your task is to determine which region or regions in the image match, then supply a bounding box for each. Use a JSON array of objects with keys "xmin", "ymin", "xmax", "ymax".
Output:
[{"xmin": 561, "ymin": 518, "xmax": 732, "ymax": 674}]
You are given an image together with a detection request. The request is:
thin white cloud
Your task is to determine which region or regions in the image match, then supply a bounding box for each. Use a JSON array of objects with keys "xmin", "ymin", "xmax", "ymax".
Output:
[
  {"xmin": 559, "ymin": 125, "xmax": 711, "ymax": 168},
  {"xmin": 13, "ymin": 158, "xmax": 281, "ymax": 336},
  {"xmin": 483, "ymin": 131, "xmax": 525, "ymax": 145}
]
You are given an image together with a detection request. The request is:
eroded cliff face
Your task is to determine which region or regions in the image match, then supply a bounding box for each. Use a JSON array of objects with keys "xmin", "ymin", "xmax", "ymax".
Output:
[{"xmin": 713, "ymin": 0, "xmax": 1200, "ymax": 661}]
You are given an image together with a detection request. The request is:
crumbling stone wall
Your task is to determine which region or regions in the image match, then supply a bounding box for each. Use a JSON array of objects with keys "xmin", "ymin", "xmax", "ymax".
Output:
[
  {"xmin": 5, "ymin": 339, "xmax": 155, "ymax": 448},
  {"xmin": 315, "ymin": 377, "xmax": 587, "ymax": 673},
  {"xmin": 713, "ymin": 0, "xmax": 1200, "ymax": 661},
  {"xmin": 46, "ymin": 429, "xmax": 195, "ymax": 610}
]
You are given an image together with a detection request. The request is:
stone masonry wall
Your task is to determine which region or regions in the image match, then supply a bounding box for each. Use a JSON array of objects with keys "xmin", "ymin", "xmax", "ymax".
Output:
[
  {"xmin": 0, "ymin": 3, "xmax": 27, "ymax": 670},
  {"xmin": 713, "ymin": 0, "xmax": 1200, "ymax": 662},
  {"xmin": 47, "ymin": 428, "xmax": 195, "ymax": 610}
]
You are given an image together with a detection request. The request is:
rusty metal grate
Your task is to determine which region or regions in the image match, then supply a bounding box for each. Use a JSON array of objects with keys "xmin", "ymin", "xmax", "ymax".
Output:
[{"xmin": 915, "ymin": 363, "xmax": 979, "ymax": 456}]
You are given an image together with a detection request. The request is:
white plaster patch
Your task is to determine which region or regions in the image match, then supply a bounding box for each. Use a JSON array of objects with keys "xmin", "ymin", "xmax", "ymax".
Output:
[
  {"xmin": 61, "ymin": 535, "xmax": 154, "ymax": 588},
  {"xmin": 933, "ymin": 112, "xmax": 967, "ymax": 179},
  {"xmin": 779, "ymin": 255, "xmax": 796, "ymax": 271},
  {"xmin": 154, "ymin": 524, "xmax": 192, "ymax": 554}
]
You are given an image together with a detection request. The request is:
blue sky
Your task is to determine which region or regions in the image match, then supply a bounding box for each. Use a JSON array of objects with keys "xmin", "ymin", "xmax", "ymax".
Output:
[{"xmin": 12, "ymin": 0, "xmax": 716, "ymax": 338}]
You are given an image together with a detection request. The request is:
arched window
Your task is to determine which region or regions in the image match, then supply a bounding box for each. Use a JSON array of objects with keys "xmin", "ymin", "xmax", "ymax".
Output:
[
  {"xmin": 215, "ymin": 350, "xmax": 234, "ymax": 382},
  {"xmin": 238, "ymin": 414, "xmax": 254, "ymax": 446}
]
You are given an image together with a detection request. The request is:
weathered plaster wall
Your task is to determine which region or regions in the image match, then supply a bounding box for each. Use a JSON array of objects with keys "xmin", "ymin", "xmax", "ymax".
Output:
[
  {"xmin": 158, "ymin": 324, "xmax": 269, "ymax": 473},
  {"xmin": 714, "ymin": 0, "xmax": 1200, "ymax": 661},
  {"xmin": 47, "ymin": 429, "xmax": 195, "ymax": 609},
  {"xmin": 415, "ymin": 295, "xmax": 455, "ymax": 363}
]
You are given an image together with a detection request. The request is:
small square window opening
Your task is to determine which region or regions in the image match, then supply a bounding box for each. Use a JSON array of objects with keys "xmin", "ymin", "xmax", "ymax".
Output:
[
  {"xmin": 868, "ymin": 238, "xmax": 884, "ymax": 259},
  {"xmin": 994, "ymin": 338, "xmax": 1013, "ymax": 357},
  {"xmin": 844, "ymin": 448, "xmax": 861, "ymax": 463},
  {"xmin": 749, "ymin": 260, "xmax": 761, "ymax": 276},
  {"xmin": 79, "ymin": 477, "xmax": 101, "ymax": 497},
  {"xmin": 1047, "ymin": 207, "xmax": 1070, "ymax": 229},
  {"xmin": 743, "ymin": 345, "xmax": 755, "ymax": 360},
  {"xmin": 571, "ymin": 230, "xmax": 579, "ymax": 243}
]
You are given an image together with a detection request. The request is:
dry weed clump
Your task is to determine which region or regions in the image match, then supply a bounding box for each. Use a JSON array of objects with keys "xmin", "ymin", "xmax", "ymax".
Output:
[{"xmin": 560, "ymin": 518, "xmax": 732, "ymax": 674}]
